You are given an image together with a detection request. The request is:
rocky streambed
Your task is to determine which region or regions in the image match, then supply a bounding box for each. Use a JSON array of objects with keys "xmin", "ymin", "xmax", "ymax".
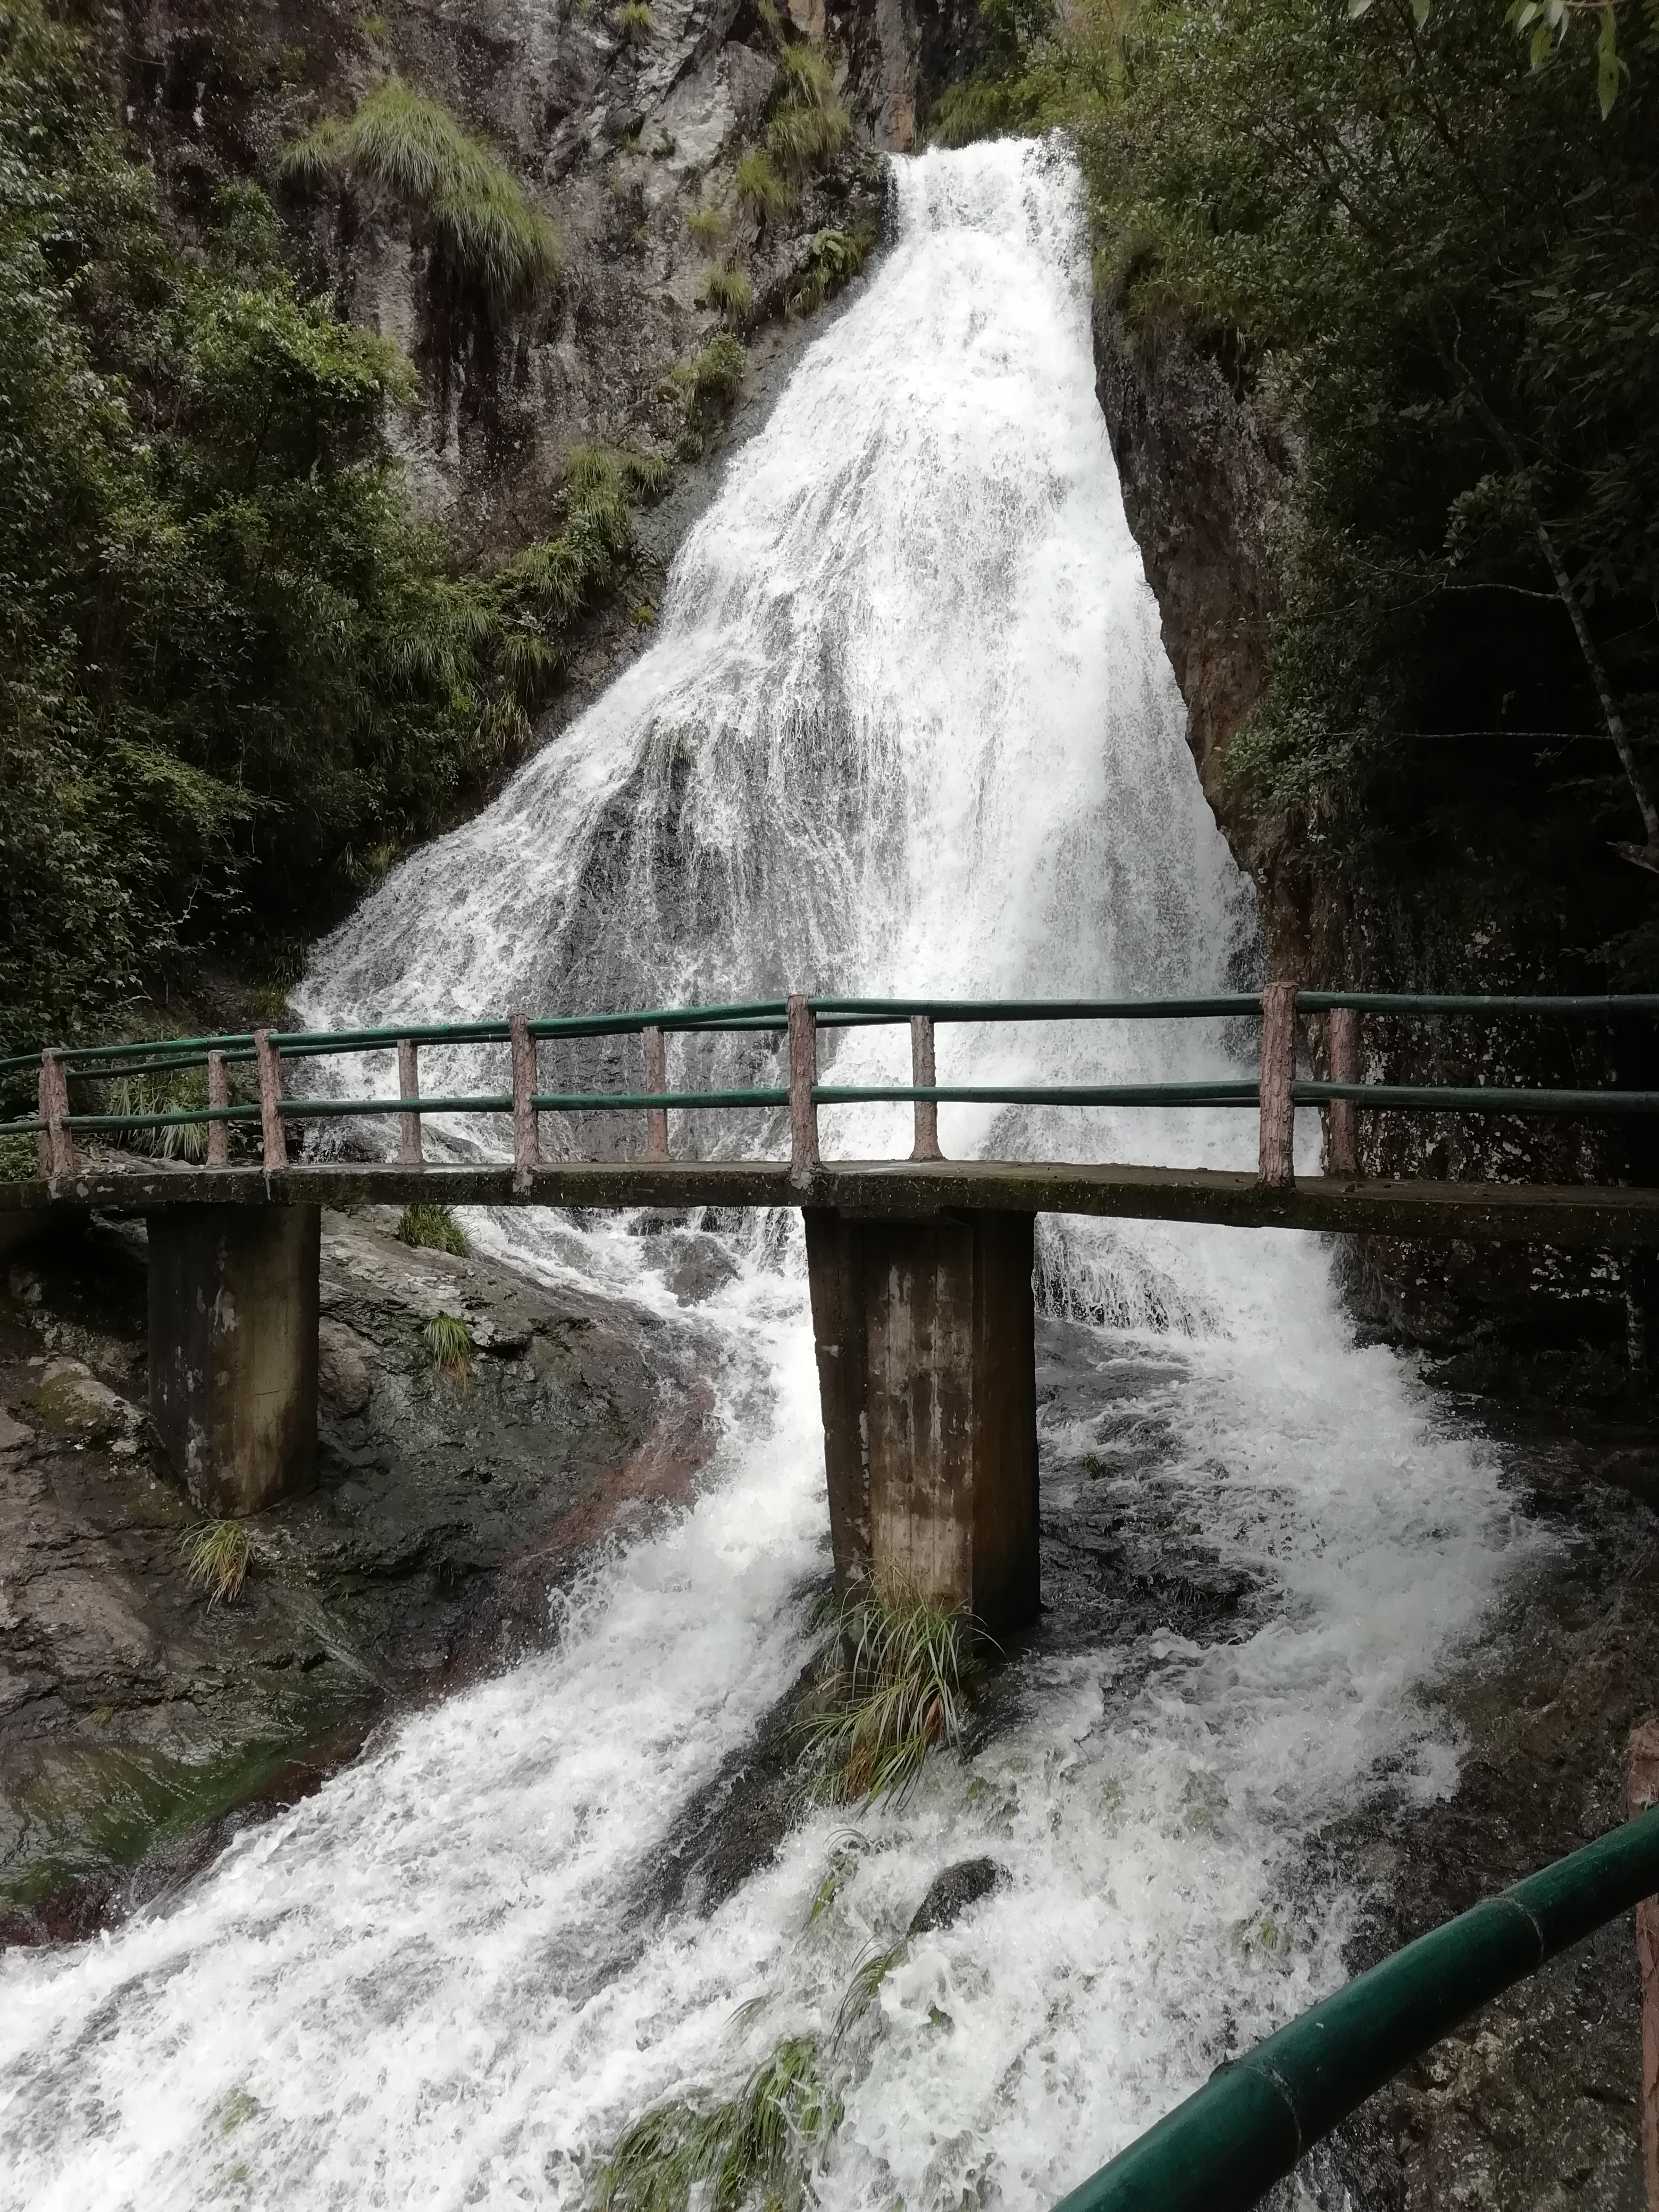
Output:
[{"xmin": 0, "ymin": 1205, "xmax": 729, "ymax": 1943}]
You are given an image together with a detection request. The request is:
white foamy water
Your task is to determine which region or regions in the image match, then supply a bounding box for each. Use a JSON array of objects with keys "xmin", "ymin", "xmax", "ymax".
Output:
[{"xmin": 0, "ymin": 140, "xmax": 1530, "ymax": 2211}]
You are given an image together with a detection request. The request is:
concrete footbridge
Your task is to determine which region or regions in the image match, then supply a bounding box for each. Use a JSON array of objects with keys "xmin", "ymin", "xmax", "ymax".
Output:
[{"xmin": 4, "ymin": 988, "xmax": 1657, "ymax": 1636}]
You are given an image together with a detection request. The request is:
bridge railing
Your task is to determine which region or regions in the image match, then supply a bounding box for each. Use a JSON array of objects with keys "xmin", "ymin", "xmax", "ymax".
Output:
[
  {"xmin": 3, "ymin": 989, "xmax": 1658, "ymax": 1185},
  {"xmin": 1051, "ymin": 1733, "xmax": 1659, "ymax": 2212}
]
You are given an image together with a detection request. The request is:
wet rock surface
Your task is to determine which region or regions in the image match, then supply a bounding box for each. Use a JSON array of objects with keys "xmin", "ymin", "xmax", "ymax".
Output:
[
  {"xmin": 0, "ymin": 1208, "xmax": 726, "ymax": 1942},
  {"xmin": 907, "ymin": 1854, "xmax": 1006, "ymax": 1933}
]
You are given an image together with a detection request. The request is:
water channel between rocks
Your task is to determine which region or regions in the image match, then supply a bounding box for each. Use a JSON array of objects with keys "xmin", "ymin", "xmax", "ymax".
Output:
[{"xmin": 0, "ymin": 136, "xmax": 1646, "ymax": 2212}]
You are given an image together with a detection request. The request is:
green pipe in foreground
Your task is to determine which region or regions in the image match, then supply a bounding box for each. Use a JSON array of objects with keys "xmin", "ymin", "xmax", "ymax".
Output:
[{"xmin": 1054, "ymin": 1803, "xmax": 1659, "ymax": 2212}]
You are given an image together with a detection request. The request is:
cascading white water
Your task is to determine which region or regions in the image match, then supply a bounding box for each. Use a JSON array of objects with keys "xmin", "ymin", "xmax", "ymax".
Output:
[{"xmin": 0, "ymin": 140, "xmax": 1533, "ymax": 2212}]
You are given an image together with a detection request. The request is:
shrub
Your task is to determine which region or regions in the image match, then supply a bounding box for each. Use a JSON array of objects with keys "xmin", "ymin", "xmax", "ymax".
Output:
[
  {"xmin": 396, "ymin": 1202, "xmax": 468, "ymax": 1254},
  {"xmin": 700, "ymin": 264, "xmax": 755, "ymax": 324},
  {"xmin": 733, "ymin": 148, "xmax": 793, "ymax": 217},
  {"xmin": 800, "ymin": 1579, "xmax": 985, "ymax": 1805},
  {"xmin": 181, "ymin": 1520, "xmax": 252, "ymax": 1605},
  {"xmin": 789, "ymin": 225, "xmax": 873, "ymax": 315},
  {"xmin": 283, "ymin": 77, "xmax": 560, "ymax": 303},
  {"xmin": 421, "ymin": 1311, "xmax": 472, "ymax": 1383}
]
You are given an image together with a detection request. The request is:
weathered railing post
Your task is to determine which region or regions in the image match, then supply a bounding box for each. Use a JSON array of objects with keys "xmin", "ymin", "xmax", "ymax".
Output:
[
  {"xmin": 910, "ymin": 1013, "xmax": 943, "ymax": 1162},
  {"xmin": 254, "ymin": 1029, "xmax": 288, "ymax": 1169},
  {"xmin": 1326, "ymin": 1004, "xmax": 1360, "ymax": 1178},
  {"xmin": 643, "ymin": 1025, "xmax": 669, "ymax": 1162},
  {"xmin": 397, "ymin": 1037, "xmax": 422, "ymax": 1166},
  {"xmin": 510, "ymin": 1013, "xmax": 539, "ymax": 1182},
  {"xmin": 206, "ymin": 1049, "xmax": 229, "ymax": 1168},
  {"xmin": 1258, "ymin": 982, "xmax": 1298, "ymax": 1189},
  {"xmin": 1633, "ymin": 1720, "xmax": 1659, "ymax": 2212},
  {"xmin": 37, "ymin": 1051, "xmax": 76, "ymax": 1179},
  {"xmin": 787, "ymin": 994, "xmax": 819, "ymax": 1180}
]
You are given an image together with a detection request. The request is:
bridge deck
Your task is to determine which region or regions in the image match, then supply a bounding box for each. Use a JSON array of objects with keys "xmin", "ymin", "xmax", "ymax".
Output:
[{"xmin": 5, "ymin": 1160, "xmax": 1659, "ymax": 1245}]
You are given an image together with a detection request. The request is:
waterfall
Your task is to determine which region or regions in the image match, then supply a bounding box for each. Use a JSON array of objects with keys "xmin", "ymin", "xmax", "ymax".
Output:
[{"xmin": 0, "ymin": 140, "xmax": 1530, "ymax": 2212}]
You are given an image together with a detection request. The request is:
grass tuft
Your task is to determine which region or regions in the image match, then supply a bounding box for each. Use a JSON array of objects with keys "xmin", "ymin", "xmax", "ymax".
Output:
[
  {"xmin": 422, "ymin": 1311, "xmax": 473, "ymax": 1384},
  {"xmin": 686, "ymin": 206, "xmax": 725, "ymax": 245},
  {"xmin": 283, "ymin": 77, "xmax": 560, "ymax": 301},
  {"xmin": 615, "ymin": 0, "xmax": 656, "ymax": 33},
  {"xmin": 592, "ymin": 2035, "xmax": 837, "ymax": 2212},
  {"xmin": 700, "ymin": 264, "xmax": 754, "ymax": 324},
  {"xmin": 102, "ymin": 1067, "xmax": 213, "ymax": 1162},
  {"xmin": 397, "ymin": 1202, "xmax": 468, "ymax": 1255},
  {"xmin": 765, "ymin": 100, "xmax": 851, "ymax": 178},
  {"xmin": 733, "ymin": 149, "xmax": 793, "ymax": 217},
  {"xmin": 182, "ymin": 1520, "xmax": 252, "ymax": 1606},
  {"xmin": 800, "ymin": 1579, "xmax": 986, "ymax": 1806}
]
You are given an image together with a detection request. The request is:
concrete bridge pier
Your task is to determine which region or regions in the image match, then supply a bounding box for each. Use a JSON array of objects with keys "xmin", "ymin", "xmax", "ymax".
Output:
[
  {"xmin": 804, "ymin": 1209, "xmax": 1039, "ymax": 1635},
  {"xmin": 147, "ymin": 1204, "xmax": 320, "ymax": 1516}
]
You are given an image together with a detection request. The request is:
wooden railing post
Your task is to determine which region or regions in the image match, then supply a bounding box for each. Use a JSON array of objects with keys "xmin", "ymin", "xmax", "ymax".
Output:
[
  {"xmin": 254, "ymin": 1028, "xmax": 288, "ymax": 1169},
  {"xmin": 643, "ymin": 1025, "xmax": 669, "ymax": 1162},
  {"xmin": 510, "ymin": 1013, "xmax": 539, "ymax": 1181},
  {"xmin": 398, "ymin": 1037, "xmax": 422, "ymax": 1166},
  {"xmin": 1631, "ymin": 1720, "xmax": 1659, "ymax": 2212},
  {"xmin": 1326, "ymin": 1004, "xmax": 1360, "ymax": 1178},
  {"xmin": 37, "ymin": 1051, "xmax": 76, "ymax": 1179},
  {"xmin": 206, "ymin": 1049, "xmax": 229, "ymax": 1168},
  {"xmin": 787, "ymin": 994, "xmax": 819, "ymax": 1180},
  {"xmin": 910, "ymin": 1013, "xmax": 942, "ymax": 1162},
  {"xmin": 1258, "ymin": 983, "xmax": 1297, "ymax": 1189}
]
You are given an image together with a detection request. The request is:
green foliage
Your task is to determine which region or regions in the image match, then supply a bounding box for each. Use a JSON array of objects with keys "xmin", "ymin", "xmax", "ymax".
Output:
[
  {"xmin": 686, "ymin": 206, "xmax": 726, "ymax": 244},
  {"xmin": 800, "ymin": 1580, "xmax": 986, "ymax": 1806},
  {"xmin": 700, "ymin": 263, "xmax": 755, "ymax": 324},
  {"xmin": 396, "ymin": 1202, "xmax": 468, "ymax": 1254},
  {"xmin": 789, "ymin": 226, "xmax": 874, "ymax": 315},
  {"xmin": 283, "ymin": 77, "xmax": 559, "ymax": 303},
  {"xmin": 181, "ymin": 1520, "xmax": 252, "ymax": 1605},
  {"xmin": 102, "ymin": 1066, "xmax": 212, "ymax": 1162},
  {"xmin": 615, "ymin": 0, "xmax": 656, "ymax": 37},
  {"xmin": 764, "ymin": 44, "xmax": 852, "ymax": 177},
  {"xmin": 927, "ymin": 0, "xmax": 1066, "ymax": 143},
  {"xmin": 1077, "ymin": 0, "xmax": 1659, "ymax": 991},
  {"xmin": 591, "ymin": 2037, "xmax": 838, "ymax": 2212},
  {"xmin": 0, "ymin": 0, "xmax": 664, "ymax": 1064},
  {"xmin": 733, "ymin": 148, "xmax": 793, "ymax": 219},
  {"xmin": 669, "ymin": 333, "xmax": 746, "ymax": 454},
  {"xmin": 421, "ymin": 1311, "xmax": 472, "ymax": 1382}
]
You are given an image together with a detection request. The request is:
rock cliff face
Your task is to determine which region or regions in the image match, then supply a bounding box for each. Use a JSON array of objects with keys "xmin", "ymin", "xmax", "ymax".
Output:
[{"xmin": 114, "ymin": 0, "xmax": 953, "ymax": 568}]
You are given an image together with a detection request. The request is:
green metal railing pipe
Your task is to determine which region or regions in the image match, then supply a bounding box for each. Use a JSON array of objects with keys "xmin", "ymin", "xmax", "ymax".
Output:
[
  {"xmin": 1053, "ymin": 1803, "xmax": 1659, "ymax": 2212},
  {"xmin": 1295, "ymin": 1080, "xmax": 1659, "ymax": 1116}
]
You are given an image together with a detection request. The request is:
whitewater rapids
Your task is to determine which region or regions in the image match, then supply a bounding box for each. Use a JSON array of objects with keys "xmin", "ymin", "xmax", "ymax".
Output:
[{"xmin": 0, "ymin": 138, "xmax": 1530, "ymax": 2212}]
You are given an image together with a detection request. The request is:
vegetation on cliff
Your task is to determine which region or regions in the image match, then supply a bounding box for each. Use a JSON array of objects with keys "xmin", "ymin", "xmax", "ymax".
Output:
[
  {"xmin": 936, "ymin": 0, "xmax": 1659, "ymax": 995},
  {"xmin": 0, "ymin": 1, "xmax": 649, "ymax": 1057}
]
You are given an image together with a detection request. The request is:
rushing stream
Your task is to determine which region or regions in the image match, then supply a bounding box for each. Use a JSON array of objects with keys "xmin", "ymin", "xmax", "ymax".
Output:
[{"xmin": 0, "ymin": 140, "xmax": 1534, "ymax": 2211}]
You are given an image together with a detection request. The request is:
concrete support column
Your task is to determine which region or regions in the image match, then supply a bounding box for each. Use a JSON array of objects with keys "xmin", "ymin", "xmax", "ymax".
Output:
[
  {"xmin": 147, "ymin": 1204, "xmax": 320, "ymax": 1516},
  {"xmin": 804, "ymin": 1209, "xmax": 1038, "ymax": 1633}
]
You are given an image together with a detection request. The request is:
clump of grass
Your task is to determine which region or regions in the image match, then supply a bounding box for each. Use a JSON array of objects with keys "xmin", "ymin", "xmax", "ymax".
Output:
[
  {"xmin": 733, "ymin": 148, "xmax": 793, "ymax": 219},
  {"xmin": 764, "ymin": 47, "xmax": 851, "ymax": 180},
  {"xmin": 103, "ymin": 1066, "xmax": 213, "ymax": 1163},
  {"xmin": 800, "ymin": 1579, "xmax": 986, "ymax": 1806},
  {"xmin": 283, "ymin": 77, "xmax": 560, "ymax": 301},
  {"xmin": 182, "ymin": 1520, "xmax": 252, "ymax": 1606},
  {"xmin": 789, "ymin": 225, "xmax": 874, "ymax": 315},
  {"xmin": 700, "ymin": 264, "xmax": 754, "ymax": 324},
  {"xmin": 592, "ymin": 2035, "xmax": 837, "ymax": 2212},
  {"xmin": 422, "ymin": 1311, "xmax": 473, "ymax": 1384},
  {"xmin": 668, "ymin": 332, "xmax": 746, "ymax": 455},
  {"xmin": 397, "ymin": 1202, "xmax": 468, "ymax": 1255},
  {"xmin": 686, "ymin": 206, "xmax": 725, "ymax": 245},
  {"xmin": 615, "ymin": 0, "xmax": 655, "ymax": 33}
]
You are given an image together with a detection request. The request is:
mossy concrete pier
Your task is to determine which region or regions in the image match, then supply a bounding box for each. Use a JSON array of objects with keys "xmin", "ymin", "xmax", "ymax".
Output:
[
  {"xmin": 804, "ymin": 1210, "xmax": 1038, "ymax": 1633},
  {"xmin": 147, "ymin": 1204, "xmax": 321, "ymax": 1516}
]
